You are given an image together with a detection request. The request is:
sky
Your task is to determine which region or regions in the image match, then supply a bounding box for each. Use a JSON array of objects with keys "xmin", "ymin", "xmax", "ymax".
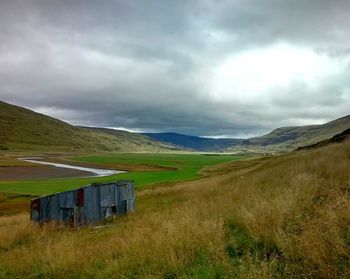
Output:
[{"xmin": 1, "ymin": 0, "xmax": 350, "ymax": 138}]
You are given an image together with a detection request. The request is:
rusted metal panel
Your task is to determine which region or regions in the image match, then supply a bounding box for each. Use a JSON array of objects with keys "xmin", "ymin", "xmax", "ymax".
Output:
[
  {"xmin": 76, "ymin": 188, "xmax": 84, "ymax": 207},
  {"xmin": 30, "ymin": 198, "xmax": 40, "ymax": 221}
]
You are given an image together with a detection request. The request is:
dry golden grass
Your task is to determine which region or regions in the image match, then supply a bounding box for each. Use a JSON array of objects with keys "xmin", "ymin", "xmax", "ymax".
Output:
[
  {"xmin": 0, "ymin": 141, "xmax": 349, "ymax": 278},
  {"xmin": 0, "ymin": 193, "xmax": 31, "ymax": 216}
]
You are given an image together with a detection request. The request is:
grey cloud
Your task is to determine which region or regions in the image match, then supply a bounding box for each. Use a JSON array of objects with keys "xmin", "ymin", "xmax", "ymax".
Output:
[
  {"xmin": 209, "ymin": 0, "xmax": 350, "ymax": 52},
  {"xmin": 0, "ymin": 0, "xmax": 350, "ymax": 138}
]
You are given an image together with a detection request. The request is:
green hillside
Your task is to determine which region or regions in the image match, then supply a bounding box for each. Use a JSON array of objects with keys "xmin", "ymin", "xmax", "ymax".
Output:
[
  {"xmin": 228, "ymin": 115, "xmax": 350, "ymax": 152},
  {"xmin": 0, "ymin": 101, "xmax": 178, "ymax": 152}
]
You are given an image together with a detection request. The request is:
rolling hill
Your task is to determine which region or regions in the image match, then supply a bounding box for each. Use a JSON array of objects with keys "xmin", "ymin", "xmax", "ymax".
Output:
[
  {"xmin": 296, "ymin": 128, "xmax": 350, "ymax": 150},
  {"xmin": 227, "ymin": 115, "xmax": 350, "ymax": 152},
  {"xmin": 2, "ymin": 100, "xmax": 349, "ymax": 153},
  {"xmin": 143, "ymin": 132, "xmax": 243, "ymax": 152},
  {"xmin": 0, "ymin": 101, "xmax": 179, "ymax": 152}
]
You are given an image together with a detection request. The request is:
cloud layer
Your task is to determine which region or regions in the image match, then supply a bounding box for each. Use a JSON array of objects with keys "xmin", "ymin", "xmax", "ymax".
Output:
[{"xmin": 1, "ymin": 0, "xmax": 350, "ymax": 137}]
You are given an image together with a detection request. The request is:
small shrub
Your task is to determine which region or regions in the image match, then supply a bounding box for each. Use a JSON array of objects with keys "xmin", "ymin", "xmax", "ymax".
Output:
[{"xmin": 0, "ymin": 144, "xmax": 8, "ymax": 150}]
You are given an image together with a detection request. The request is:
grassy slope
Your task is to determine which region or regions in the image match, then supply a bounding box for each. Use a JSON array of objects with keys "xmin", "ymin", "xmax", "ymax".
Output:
[
  {"xmin": 0, "ymin": 154, "xmax": 247, "ymax": 195},
  {"xmin": 297, "ymin": 128, "xmax": 350, "ymax": 150},
  {"xmin": 228, "ymin": 114, "xmax": 350, "ymax": 152},
  {"xmin": 0, "ymin": 101, "xmax": 175, "ymax": 152},
  {"xmin": 0, "ymin": 140, "xmax": 349, "ymax": 278}
]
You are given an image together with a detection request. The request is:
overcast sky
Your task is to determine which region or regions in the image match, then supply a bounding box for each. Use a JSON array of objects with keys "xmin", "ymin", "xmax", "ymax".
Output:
[{"xmin": 1, "ymin": 0, "xmax": 350, "ymax": 138}]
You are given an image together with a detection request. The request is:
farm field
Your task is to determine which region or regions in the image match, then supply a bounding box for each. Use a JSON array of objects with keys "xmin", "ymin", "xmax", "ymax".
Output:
[
  {"xmin": 0, "ymin": 153, "xmax": 248, "ymax": 195},
  {"xmin": 0, "ymin": 141, "xmax": 349, "ymax": 278}
]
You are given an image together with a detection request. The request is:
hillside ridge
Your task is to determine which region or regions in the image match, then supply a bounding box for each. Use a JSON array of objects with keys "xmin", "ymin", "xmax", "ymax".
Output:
[
  {"xmin": 0, "ymin": 101, "xmax": 178, "ymax": 152},
  {"xmin": 229, "ymin": 115, "xmax": 350, "ymax": 152}
]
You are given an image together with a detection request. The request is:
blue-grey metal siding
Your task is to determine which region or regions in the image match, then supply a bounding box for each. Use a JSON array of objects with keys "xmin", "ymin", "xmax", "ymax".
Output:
[
  {"xmin": 83, "ymin": 185, "xmax": 96, "ymax": 223},
  {"xmin": 30, "ymin": 181, "xmax": 135, "ymax": 226}
]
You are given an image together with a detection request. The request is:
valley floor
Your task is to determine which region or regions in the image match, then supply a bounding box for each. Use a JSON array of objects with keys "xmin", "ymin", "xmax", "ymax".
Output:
[{"xmin": 0, "ymin": 142, "xmax": 349, "ymax": 278}]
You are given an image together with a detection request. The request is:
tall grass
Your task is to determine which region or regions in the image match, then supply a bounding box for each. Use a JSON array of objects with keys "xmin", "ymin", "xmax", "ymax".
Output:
[{"xmin": 0, "ymin": 141, "xmax": 349, "ymax": 278}]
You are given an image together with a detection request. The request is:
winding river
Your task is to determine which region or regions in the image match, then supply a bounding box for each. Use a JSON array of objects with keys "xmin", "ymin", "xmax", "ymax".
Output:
[{"xmin": 19, "ymin": 158, "xmax": 125, "ymax": 177}]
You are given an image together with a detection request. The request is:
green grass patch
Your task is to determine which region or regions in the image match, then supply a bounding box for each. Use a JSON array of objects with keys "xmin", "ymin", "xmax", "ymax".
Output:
[
  {"xmin": 0, "ymin": 153, "xmax": 249, "ymax": 195},
  {"xmin": 225, "ymin": 221, "xmax": 286, "ymax": 277},
  {"xmin": 226, "ymin": 223, "xmax": 283, "ymax": 261}
]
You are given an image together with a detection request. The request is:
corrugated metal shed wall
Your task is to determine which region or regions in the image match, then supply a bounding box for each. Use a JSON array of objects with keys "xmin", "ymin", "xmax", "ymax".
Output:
[{"xmin": 30, "ymin": 181, "xmax": 135, "ymax": 226}]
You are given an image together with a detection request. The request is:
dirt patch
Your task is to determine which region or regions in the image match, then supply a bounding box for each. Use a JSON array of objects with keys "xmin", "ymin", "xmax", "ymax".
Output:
[{"xmin": 0, "ymin": 165, "xmax": 94, "ymax": 180}]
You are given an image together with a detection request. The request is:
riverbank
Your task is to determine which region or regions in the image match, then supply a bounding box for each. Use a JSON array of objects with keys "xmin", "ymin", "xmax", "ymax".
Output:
[{"xmin": 19, "ymin": 157, "xmax": 124, "ymax": 177}]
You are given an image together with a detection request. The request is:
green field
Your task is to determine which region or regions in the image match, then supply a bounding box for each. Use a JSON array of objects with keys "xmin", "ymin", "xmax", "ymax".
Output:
[{"xmin": 0, "ymin": 153, "xmax": 248, "ymax": 195}]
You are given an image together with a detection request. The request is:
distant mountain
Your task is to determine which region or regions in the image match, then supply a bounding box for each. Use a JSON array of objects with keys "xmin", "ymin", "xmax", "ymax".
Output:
[
  {"xmin": 143, "ymin": 132, "xmax": 243, "ymax": 151},
  {"xmin": 227, "ymin": 115, "xmax": 350, "ymax": 152},
  {"xmin": 0, "ymin": 101, "xmax": 179, "ymax": 152}
]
